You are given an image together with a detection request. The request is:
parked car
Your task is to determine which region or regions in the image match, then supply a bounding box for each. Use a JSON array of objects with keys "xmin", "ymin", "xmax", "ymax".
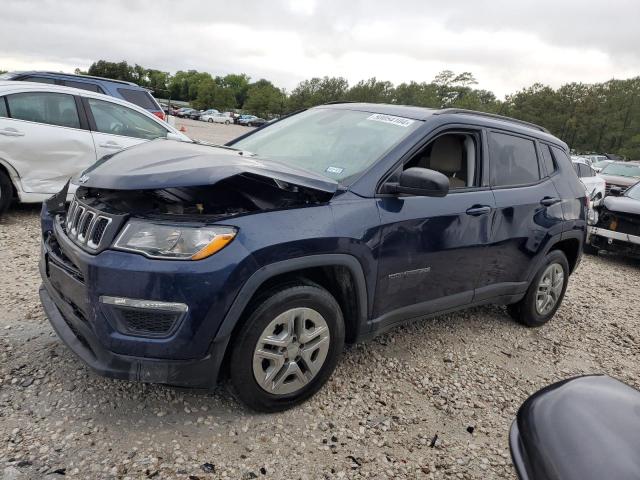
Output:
[
  {"xmin": 238, "ymin": 115, "xmax": 266, "ymax": 127},
  {"xmin": 199, "ymin": 109, "xmax": 219, "ymax": 118},
  {"xmin": 587, "ymin": 180, "xmax": 640, "ymax": 257},
  {"xmin": 572, "ymin": 157, "xmax": 605, "ymax": 205},
  {"xmin": 38, "ymin": 104, "xmax": 586, "ymax": 411},
  {"xmin": 0, "ymin": 81, "xmax": 190, "ymax": 212},
  {"xmin": 0, "ymin": 71, "xmax": 165, "ymax": 120},
  {"xmin": 510, "ymin": 375, "xmax": 640, "ymax": 480},
  {"xmin": 598, "ymin": 161, "xmax": 640, "ymax": 196},
  {"xmin": 201, "ymin": 112, "xmax": 232, "ymax": 124},
  {"xmin": 591, "ymin": 159, "xmax": 614, "ymax": 172},
  {"xmin": 175, "ymin": 107, "xmax": 200, "ymax": 119}
]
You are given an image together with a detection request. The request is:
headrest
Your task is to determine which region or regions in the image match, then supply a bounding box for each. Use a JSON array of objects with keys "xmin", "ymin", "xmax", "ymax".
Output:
[{"xmin": 430, "ymin": 136, "xmax": 463, "ymax": 173}]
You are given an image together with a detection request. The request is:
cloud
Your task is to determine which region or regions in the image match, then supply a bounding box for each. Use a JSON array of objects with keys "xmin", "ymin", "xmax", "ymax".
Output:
[{"xmin": 0, "ymin": 0, "xmax": 638, "ymax": 97}]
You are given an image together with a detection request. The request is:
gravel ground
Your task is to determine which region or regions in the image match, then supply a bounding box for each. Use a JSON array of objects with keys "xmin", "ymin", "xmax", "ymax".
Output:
[{"xmin": 1, "ymin": 121, "xmax": 640, "ymax": 479}]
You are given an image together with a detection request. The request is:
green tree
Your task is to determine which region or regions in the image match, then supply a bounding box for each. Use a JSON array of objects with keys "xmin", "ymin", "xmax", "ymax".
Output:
[
  {"xmin": 287, "ymin": 76, "xmax": 349, "ymax": 111},
  {"xmin": 346, "ymin": 78, "xmax": 394, "ymax": 103},
  {"xmin": 244, "ymin": 79, "xmax": 286, "ymax": 117}
]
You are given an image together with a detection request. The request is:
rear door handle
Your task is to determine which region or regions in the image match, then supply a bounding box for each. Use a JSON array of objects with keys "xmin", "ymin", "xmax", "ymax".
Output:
[
  {"xmin": 0, "ymin": 128, "xmax": 25, "ymax": 137},
  {"xmin": 466, "ymin": 205, "xmax": 492, "ymax": 216},
  {"xmin": 99, "ymin": 141, "xmax": 122, "ymax": 149},
  {"xmin": 540, "ymin": 197, "xmax": 561, "ymax": 207}
]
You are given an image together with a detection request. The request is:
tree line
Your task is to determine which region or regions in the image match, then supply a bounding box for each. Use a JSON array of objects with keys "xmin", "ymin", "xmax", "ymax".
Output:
[{"xmin": 3, "ymin": 60, "xmax": 640, "ymax": 158}]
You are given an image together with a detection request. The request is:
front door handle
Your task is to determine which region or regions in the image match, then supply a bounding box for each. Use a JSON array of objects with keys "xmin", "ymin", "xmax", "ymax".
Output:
[
  {"xmin": 540, "ymin": 197, "xmax": 561, "ymax": 207},
  {"xmin": 0, "ymin": 128, "xmax": 25, "ymax": 137},
  {"xmin": 466, "ymin": 205, "xmax": 492, "ymax": 216},
  {"xmin": 99, "ymin": 141, "xmax": 122, "ymax": 149}
]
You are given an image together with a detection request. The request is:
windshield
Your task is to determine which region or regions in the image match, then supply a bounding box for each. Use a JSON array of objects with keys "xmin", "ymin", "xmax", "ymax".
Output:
[
  {"xmin": 626, "ymin": 182, "xmax": 640, "ymax": 200},
  {"xmin": 601, "ymin": 163, "xmax": 640, "ymax": 178},
  {"xmin": 232, "ymin": 108, "xmax": 421, "ymax": 183},
  {"xmin": 593, "ymin": 160, "xmax": 610, "ymax": 168}
]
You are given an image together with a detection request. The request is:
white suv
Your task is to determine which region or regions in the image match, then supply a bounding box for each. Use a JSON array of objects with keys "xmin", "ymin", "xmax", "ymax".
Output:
[{"xmin": 0, "ymin": 81, "xmax": 190, "ymax": 212}]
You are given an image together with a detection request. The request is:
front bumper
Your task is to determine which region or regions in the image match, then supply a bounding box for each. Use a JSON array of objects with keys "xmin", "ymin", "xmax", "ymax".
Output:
[
  {"xmin": 40, "ymin": 281, "xmax": 221, "ymax": 388},
  {"xmin": 588, "ymin": 226, "xmax": 640, "ymax": 256}
]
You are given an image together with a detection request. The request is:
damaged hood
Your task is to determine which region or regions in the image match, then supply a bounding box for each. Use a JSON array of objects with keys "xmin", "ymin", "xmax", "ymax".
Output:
[
  {"xmin": 76, "ymin": 139, "xmax": 338, "ymax": 194},
  {"xmin": 603, "ymin": 195, "xmax": 640, "ymax": 215}
]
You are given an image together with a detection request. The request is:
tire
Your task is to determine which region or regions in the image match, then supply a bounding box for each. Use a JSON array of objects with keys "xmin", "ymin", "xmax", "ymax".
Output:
[
  {"xmin": 507, "ymin": 250, "xmax": 570, "ymax": 327},
  {"xmin": 229, "ymin": 284, "xmax": 345, "ymax": 412},
  {"xmin": 583, "ymin": 242, "xmax": 599, "ymax": 255},
  {"xmin": 225, "ymin": 120, "xmax": 230, "ymax": 125},
  {"xmin": 207, "ymin": 118, "xmax": 213, "ymax": 123},
  {"xmin": 0, "ymin": 170, "xmax": 13, "ymax": 214}
]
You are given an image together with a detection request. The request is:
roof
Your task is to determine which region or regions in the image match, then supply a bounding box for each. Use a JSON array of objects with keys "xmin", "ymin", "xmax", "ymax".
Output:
[
  {"xmin": 2, "ymin": 70, "xmax": 139, "ymax": 87},
  {"xmin": 316, "ymin": 102, "xmax": 562, "ymax": 145}
]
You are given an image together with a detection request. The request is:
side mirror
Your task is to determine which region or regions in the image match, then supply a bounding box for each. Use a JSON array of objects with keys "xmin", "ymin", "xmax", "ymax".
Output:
[
  {"xmin": 166, "ymin": 132, "xmax": 186, "ymax": 142},
  {"xmin": 386, "ymin": 167, "xmax": 449, "ymax": 197},
  {"xmin": 609, "ymin": 186, "xmax": 622, "ymax": 196}
]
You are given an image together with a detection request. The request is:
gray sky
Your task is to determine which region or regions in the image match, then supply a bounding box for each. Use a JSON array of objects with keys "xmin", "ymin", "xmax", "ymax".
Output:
[{"xmin": 1, "ymin": 0, "xmax": 638, "ymax": 97}]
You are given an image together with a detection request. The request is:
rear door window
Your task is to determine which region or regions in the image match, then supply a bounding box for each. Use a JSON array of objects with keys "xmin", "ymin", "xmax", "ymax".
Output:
[
  {"xmin": 87, "ymin": 98, "xmax": 167, "ymax": 140},
  {"xmin": 0, "ymin": 98, "xmax": 7, "ymax": 117},
  {"xmin": 62, "ymin": 80, "xmax": 104, "ymax": 94},
  {"xmin": 6, "ymin": 92, "xmax": 81, "ymax": 128},
  {"xmin": 117, "ymin": 88, "xmax": 158, "ymax": 110},
  {"xmin": 489, "ymin": 132, "xmax": 540, "ymax": 187},
  {"xmin": 22, "ymin": 76, "xmax": 57, "ymax": 85}
]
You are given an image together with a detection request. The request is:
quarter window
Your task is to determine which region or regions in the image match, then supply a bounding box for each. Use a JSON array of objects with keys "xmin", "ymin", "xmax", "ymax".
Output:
[
  {"xmin": 489, "ymin": 132, "xmax": 540, "ymax": 187},
  {"xmin": 87, "ymin": 98, "xmax": 167, "ymax": 140},
  {"xmin": 6, "ymin": 92, "xmax": 80, "ymax": 128},
  {"xmin": 540, "ymin": 144, "xmax": 556, "ymax": 176},
  {"xmin": 117, "ymin": 88, "xmax": 158, "ymax": 110}
]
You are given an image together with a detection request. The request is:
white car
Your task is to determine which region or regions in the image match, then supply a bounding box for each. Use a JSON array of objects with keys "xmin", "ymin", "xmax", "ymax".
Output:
[
  {"xmin": 572, "ymin": 158, "xmax": 605, "ymax": 205},
  {"xmin": 0, "ymin": 81, "xmax": 190, "ymax": 212},
  {"xmin": 201, "ymin": 112, "xmax": 232, "ymax": 125}
]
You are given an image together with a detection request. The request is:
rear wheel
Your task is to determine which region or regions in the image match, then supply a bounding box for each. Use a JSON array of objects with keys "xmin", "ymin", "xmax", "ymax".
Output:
[
  {"xmin": 207, "ymin": 118, "xmax": 213, "ymax": 123},
  {"xmin": 0, "ymin": 170, "xmax": 13, "ymax": 214},
  {"xmin": 225, "ymin": 120, "xmax": 230, "ymax": 125},
  {"xmin": 229, "ymin": 284, "xmax": 344, "ymax": 412},
  {"xmin": 507, "ymin": 250, "xmax": 570, "ymax": 327}
]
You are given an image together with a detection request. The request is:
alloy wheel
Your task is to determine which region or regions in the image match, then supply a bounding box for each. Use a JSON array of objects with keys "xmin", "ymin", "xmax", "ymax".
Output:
[{"xmin": 535, "ymin": 263, "xmax": 564, "ymax": 315}]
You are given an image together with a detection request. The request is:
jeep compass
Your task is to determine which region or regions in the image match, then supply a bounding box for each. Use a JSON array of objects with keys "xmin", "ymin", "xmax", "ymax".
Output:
[{"xmin": 39, "ymin": 104, "xmax": 587, "ymax": 411}]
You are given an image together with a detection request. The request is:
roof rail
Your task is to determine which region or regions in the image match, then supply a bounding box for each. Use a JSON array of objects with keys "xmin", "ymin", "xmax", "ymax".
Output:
[
  {"xmin": 34, "ymin": 71, "xmax": 139, "ymax": 87},
  {"xmin": 435, "ymin": 108, "xmax": 550, "ymax": 133},
  {"xmin": 321, "ymin": 100, "xmax": 359, "ymax": 105}
]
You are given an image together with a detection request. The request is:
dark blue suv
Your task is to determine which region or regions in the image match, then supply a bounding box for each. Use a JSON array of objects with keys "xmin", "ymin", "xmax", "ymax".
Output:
[
  {"xmin": 0, "ymin": 71, "xmax": 165, "ymax": 120},
  {"xmin": 38, "ymin": 104, "xmax": 587, "ymax": 411}
]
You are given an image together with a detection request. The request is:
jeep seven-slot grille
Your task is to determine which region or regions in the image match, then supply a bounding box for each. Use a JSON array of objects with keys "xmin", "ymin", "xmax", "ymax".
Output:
[{"xmin": 65, "ymin": 199, "xmax": 113, "ymax": 251}]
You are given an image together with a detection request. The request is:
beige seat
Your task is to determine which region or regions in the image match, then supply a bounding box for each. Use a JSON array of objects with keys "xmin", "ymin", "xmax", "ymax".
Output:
[{"xmin": 430, "ymin": 136, "xmax": 466, "ymax": 188}]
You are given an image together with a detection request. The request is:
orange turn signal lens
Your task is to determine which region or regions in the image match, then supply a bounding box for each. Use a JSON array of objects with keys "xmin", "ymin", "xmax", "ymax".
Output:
[{"xmin": 191, "ymin": 233, "xmax": 236, "ymax": 260}]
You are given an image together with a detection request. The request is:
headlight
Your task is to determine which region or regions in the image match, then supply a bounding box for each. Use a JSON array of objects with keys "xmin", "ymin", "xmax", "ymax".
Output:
[{"xmin": 113, "ymin": 219, "xmax": 237, "ymax": 260}]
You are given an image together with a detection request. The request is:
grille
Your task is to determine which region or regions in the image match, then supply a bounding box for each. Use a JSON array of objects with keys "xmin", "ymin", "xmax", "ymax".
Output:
[
  {"xmin": 65, "ymin": 199, "xmax": 113, "ymax": 251},
  {"xmin": 605, "ymin": 183, "xmax": 628, "ymax": 196},
  {"xmin": 118, "ymin": 308, "xmax": 180, "ymax": 336}
]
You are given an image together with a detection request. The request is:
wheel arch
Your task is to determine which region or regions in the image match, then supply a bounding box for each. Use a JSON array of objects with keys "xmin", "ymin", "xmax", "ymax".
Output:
[{"xmin": 212, "ymin": 254, "xmax": 369, "ymax": 380}]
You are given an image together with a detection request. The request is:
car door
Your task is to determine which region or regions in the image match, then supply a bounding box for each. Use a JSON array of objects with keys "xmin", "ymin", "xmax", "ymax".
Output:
[
  {"xmin": 373, "ymin": 129, "xmax": 495, "ymax": 327},
  {"xmin": 476, "ymin": 131, "xmax": 565, "ymax": 300},
  {"xmin": 82, "ymin": 97, "xmax": 169, "ymax": 159},
  {"xmin": 0, "ymin": 91, "xmax": 96, "ymax": 194}
]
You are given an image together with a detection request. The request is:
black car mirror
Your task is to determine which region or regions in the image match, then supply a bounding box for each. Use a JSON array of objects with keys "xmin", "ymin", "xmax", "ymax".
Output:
[
  {"xmin": 386, "ymin": 167, "xmax": 449, "ymax": 197},
  {"xmin": 510, "ymin": 375, "xmax": 640, "ymax": 480},
  {"xmin": 609, "ymin": 186, "xmax": 623, "ymax": 196}
]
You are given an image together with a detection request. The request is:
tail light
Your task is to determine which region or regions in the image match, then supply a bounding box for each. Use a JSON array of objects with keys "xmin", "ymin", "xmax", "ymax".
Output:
[{"xmin": 153, "ymin": 111, "xmax": 166, "ymax": 121}]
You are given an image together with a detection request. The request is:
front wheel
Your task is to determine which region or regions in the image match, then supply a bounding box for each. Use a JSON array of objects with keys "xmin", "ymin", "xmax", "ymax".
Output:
[
  {"xmin": 0, "ymin": 170, "xmax": 13, "ymax": 214},
  {"xmin": 507, "ymin": 250, "xmax": 570, "ymax": 327},
  {"xmin": 207, "ymin": 118, "xmax": 213, "ymax": 123},
  {"xmin": 229, "ymin": 284, "xmax": 345, "ymax": 412},
  {"xmin": 225, "ymin": 120, "xmax": 230, "ymax": 125}
]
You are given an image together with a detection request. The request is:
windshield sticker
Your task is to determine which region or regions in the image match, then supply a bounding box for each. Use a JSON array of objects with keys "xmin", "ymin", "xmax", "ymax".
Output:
[
  {"xmin": 326, "ymin": 166, "xmax": 344, "ymax": 174},
  {"xmin": 366, "ymin": 113, "xmax": 415, "ymax": 127}
]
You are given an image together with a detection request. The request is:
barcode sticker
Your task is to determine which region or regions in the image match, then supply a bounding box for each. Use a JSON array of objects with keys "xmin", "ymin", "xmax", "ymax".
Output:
[{"xmin": 366, "ymin": 113, "xmax": 415, "ymax": 127}]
